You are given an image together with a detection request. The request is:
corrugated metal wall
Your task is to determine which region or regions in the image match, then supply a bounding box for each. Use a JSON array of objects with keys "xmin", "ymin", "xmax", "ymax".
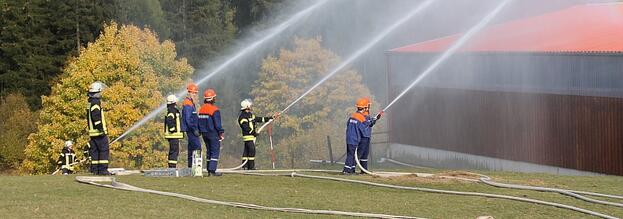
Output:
[{"xmin": 386, "ymin": 52, "xmax": 623, "ymax": 175}]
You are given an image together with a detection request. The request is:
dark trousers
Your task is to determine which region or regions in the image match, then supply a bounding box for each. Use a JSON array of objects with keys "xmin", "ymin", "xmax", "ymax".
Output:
[
  {"xmin": 89, "ymin": 135, "xmax": 110, "ymax": 174},
  {"xmin": 357, "ymin": 137, "xmax": 370, "ymax": 170},
  {"xmin": 61, "ymin": 168, "xmax": 73, "ymax": 175},
  {"xmin": 242, "ymin": 141, "xmax": 256, "ymax": 170},
  {"xmin": 343, "ymin": 144, "xmax": 357, "ymax": 173},
  {"xmin": 187, "ymin": 133, "xmax": 202, "ymax": 168},
  {"xmin": 202, "ymin": 135, "xmax": 221, "ymax": 172},
  {"xmin": 167, "ymin": 139, "xmax": 180, "ymax": 168}
]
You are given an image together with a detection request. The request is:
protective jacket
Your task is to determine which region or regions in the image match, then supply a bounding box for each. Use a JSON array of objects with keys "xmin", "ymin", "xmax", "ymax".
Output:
[
  {"xmin": 361, "ymin": 112, "xmax": 377, "ymax": 138},
  {"xmin": 238, "ymin": 111, "xmax": 272, "ymax": 142},
  {"xmin": 181, "ymin": 97, "xmax": 199, "ymax": 133},
  {"xmin": 164, "ymin": 104, "xmax": 183, "ymax": 139},
  {"xmin": 346, "ymin": 111, "xmax": 377, "ymax": 145},
  {"xmin": 198, "ymin": 103, "xmax": 224, "ymax": 139},
  {"xmin": 87, "ymin": 97, "xmax": 107, "ymax": 137},
  {"xmin": 57, "ymin": 147, "xmax": 76, "ymax": 171}
]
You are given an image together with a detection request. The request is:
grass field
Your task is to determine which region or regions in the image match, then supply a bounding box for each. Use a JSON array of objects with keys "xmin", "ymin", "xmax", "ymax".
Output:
[{"xmin": 1, "ymin": 166, "xmax": 622, "ymax": 218}]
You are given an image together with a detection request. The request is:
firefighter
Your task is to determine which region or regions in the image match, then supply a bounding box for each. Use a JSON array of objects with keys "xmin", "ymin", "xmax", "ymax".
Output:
[
  {"xmin": 82, "ymin": 142, "xmax": 91, "ymax": 171},
  {"xmin": 164, "ymin": 94, "xmax": 183, "ymax": 168},
  {"xmin": 198, "ymin": 88, "xmax": 225, "ymax": 176},
  {"xmin": 87, "ymin": 81, "xmax": 112, "ymax": 175},
  {"xmin": 343, "ymin": 98, "xmax": 382, "ymax": 175},
  {"xmin": 56, "ymin": 141, "xmax": 77, "ymax": 175},
  {"xmin": 238, "ymin": 99, "xmax": 279, "ymax": 170},
  {"xmin": 181, "ymin": 83, "xmax": 201, "ymax": 168},
  {"xmin": 357, "ymin": 97, "xmax": 382, "ymax": 173}
]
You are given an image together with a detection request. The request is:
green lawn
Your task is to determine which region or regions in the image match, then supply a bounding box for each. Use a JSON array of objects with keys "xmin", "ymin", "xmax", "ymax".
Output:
[{"xmin": 1, "ymin": 167, "xmax": 622, "ymax": 218}]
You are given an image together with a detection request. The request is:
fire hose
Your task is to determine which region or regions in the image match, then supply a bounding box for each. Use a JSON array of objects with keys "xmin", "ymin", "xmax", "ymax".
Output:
[
  {"xmin": 220, "ymin": 168, "xmax": 619, "ymax": 219},
  {"xmin": 290, "ymin": 172, "xmax": 618, "ymax": 219},
  {"xmin": 74, "ymin": 149, "xmax": 622, "ymax": 218},
  {"xmin": 217, "ymin": 159, "xmax": 248, "ymax": 172},
  {"xmin": 383, "ymin": 157, "xmax": 623, "ymax": 208},
  {"xmin": 77, "ymin": 164, "xmax": 621, "ymax": 218},
  {"xmin": 350, "ymin": 148, "xmax": 619, "ymax": 218},
  {"xmin": 52, "ymin": 159, "xmax": 88, "ymax": 175},
  {"xmin": 75, "ymin": 176, "xmax": 423, "ymax": 219}
]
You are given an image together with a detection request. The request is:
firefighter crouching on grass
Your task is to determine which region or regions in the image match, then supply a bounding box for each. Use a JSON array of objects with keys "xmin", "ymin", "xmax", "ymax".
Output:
[
  {"xmin": 343, "ymin": 97, "xmax": 382, "ymax": 175},
  {"xmin": 164, "ymin": 94, "xmax": 183, "ymax": 168},
  {"xmin": 181, "ymin": 83, "xmax": 201, "ymax": 168},
  {"xmin": 56, "ymin": 141, "xmax": 77, "ymax": 175},
  {"xmin": 198, "ymin": 88, "xmax": 225, "ymax": 176},
  {"xmin": 238, "ymin": 99, "xmax": 280, "ymax": 170},
  {"xmin": 87, "ymin": 81, "xmax": 113, "ymax": 175}
]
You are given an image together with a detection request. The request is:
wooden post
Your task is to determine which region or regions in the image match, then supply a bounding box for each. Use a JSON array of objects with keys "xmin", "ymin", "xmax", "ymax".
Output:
[{"xmin": 326, "ymin": 136, "xmax": 334, "ymax": 163}]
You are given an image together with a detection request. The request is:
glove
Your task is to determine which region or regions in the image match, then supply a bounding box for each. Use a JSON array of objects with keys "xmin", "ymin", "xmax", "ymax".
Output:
[
  {"xmin": 272, "ymin": 112, "xmax": 281, "ymax": 120},
  {"xmin": 193, "ymin": 130, "xmax": 200, "ymax": 137},
  {"xmin": 376, "ymin": 111, "xmax": 384, "ymax": 120},
  {"xmin": 219, "ymin": 133, "xmax": 225, "ymax": 141}
]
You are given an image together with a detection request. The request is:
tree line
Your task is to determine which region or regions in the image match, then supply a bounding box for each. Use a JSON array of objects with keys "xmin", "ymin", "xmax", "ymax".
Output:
[{"xmin": 0, "ymin": 0, "xmax": 284, "ymax": 109}]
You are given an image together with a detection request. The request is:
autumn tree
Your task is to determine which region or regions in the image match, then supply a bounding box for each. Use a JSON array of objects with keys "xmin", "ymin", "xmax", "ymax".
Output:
[
  {"xmin": 21, "ymin": 23, "xmax": 193, "ymax": 174},
  {"xmin": 0, "ymin": 93, "xmax": 37, "ymax": 170},
  {"xmin": 251, "ymin": 38, "xmax": 377, "ymax": 168}
]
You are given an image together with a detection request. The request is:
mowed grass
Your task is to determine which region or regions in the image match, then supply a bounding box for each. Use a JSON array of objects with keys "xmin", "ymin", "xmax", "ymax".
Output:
[{"xmin": 1, "ymin": 167, "xmax": 622, "ymax": 218}]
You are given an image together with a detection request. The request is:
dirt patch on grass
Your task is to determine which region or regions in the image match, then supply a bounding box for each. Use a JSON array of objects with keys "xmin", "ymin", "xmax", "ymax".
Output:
[
  {"xmin": 433, "ymin": 171, "xmax": 483, "ymax": 182},
  {"xmin": 372, "ymin": 173, "xmax": 471, "ymax": 184}
]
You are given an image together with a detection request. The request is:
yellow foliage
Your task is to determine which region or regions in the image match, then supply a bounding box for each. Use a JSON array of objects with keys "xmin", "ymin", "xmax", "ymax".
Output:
[
  {"xmin": 0, "ymin": 93, "xmax": 37, "ymax": 170},
  {"xmin": 252, "ymin": 38, "xmax": 377, "ymax": 168},
  {"xmin": 21, "ymin": 23, "xmax": 193, "ymax": 174}
]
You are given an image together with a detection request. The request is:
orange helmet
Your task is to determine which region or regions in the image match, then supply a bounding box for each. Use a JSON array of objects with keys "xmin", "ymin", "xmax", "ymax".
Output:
[
  {"xmin": 204, "ymin": 88, "xmax": 217, "ymax": 101},
  {"xmin": 364, "ymin": 97, "xmax": 371, "ymax": 107},
  {"xmin": 187, "ymin": 83, "xmax": 199, "ymax": 94},
  {"xmin": 355, "ymin": 98, "xmax": 370, "ymax": 108}
]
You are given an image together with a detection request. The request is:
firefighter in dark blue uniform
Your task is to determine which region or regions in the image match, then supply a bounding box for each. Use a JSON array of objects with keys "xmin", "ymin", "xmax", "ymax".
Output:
[
  {"xmin": 238, "ymin": 99, "xmax": 279, "ymax": 170},
  {"xmin": 87, "ymin": 81, "xmax": 112, "ymax": 175},
  {"xmin": 56, "ymin": 141, "xmax": 77, "ymax": 175},
  {"xmin": 198, "ymin": 88, "xmax": 225, "ymax": 176},
  {"xmin": 357, "ymin": 97, "xmax": 382, "ymax": 173},
  {"xmin": 344, "ymin": 98, "xmax": 381, "ymax": 175},
  {"xmin": 164, "ymin": 94, "xmax": 183, "ymax": 168},
  {"xmin": 181, "ymin": 83, "xmax": 201, "ymax": 168}
]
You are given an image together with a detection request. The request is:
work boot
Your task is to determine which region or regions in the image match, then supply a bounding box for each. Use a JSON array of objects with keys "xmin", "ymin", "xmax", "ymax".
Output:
[
  {"xmin": 208, "ymin": 171, "xmax": 222, "ymax": 177},
  {"xmin": 342, "ymin": 171, "xmax": 352, "ymax": 176},
  {"xmin": 359, "ymin": 171, "xmax": 366, "ymax": 175},
  {"xmin": 98, "ymin": 170, "xmax": 114, "ymax": 176}
]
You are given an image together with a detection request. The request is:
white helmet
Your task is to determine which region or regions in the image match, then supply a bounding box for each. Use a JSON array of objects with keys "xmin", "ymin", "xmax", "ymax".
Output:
[
  {"xmin": 64, "ymin": 140, "xmax": 74, "ymax": 148},
  {"xmin": 88, "ymin": 81, "xmax": 107, "ymax": 93},
  {"xmin": 166, "ymin": 94, "xmax": 177, "ymax": 104},
  {"xmin": 240, "ymin": 99, "xmax": 253, "ymax": 110}
]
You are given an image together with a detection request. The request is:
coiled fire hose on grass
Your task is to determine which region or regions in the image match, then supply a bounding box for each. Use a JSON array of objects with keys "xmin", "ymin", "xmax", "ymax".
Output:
[
  {"xmin": 480, "ymin": 177, "xmax": 623, "ymax": 208},
  {"xmin": 75, "ymin": 176, "xmax": 423, "ymax": 219},
  {"xmin": 289, "ymin": 172, "xmax": 618, "ymax": 219},
  {"xmin": 351, "ymin": 148, "xmax": 619, "ymax": 219},
  {"xmin": 383, "ymin": 157, "xmax": 623, "ymax": 208}
]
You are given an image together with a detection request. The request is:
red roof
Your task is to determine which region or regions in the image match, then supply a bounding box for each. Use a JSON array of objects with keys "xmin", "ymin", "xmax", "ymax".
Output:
[{"xmin": 392, "ymin": 3, "xmax": 623, "ymax": 53}]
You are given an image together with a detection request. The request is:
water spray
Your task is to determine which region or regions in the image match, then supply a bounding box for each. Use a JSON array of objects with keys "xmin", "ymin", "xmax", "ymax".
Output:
[
  {"xmin": 111, "ymin": 0, "xmax": 329, "ymax": 144},
  {"xmin": 380, "ymin": 0, "xmax": 514, "ymax": 114},
  {"xmin": 256, "ymin": 0, "xmax": 436, "ymax": 133}
]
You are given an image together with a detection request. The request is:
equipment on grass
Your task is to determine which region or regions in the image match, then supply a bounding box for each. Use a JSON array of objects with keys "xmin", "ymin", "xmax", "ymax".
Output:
[{"xmin": 191, "ymin": 150, "xmax": 203, "ymax": 177}]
